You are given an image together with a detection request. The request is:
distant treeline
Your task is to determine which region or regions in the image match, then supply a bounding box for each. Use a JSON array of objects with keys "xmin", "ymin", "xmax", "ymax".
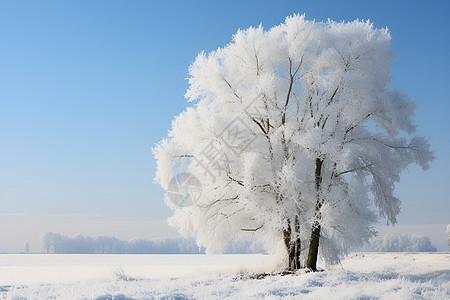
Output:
[
  {"xmin": 40, "ymin": 232, "xmax": 265, "ymax": 254},
  {"xmin": 40, "ymin": 231, "xmax": 437, "ymax": 254},
  {"xmin": 370, "ymin": 233, "xmax": 437, "ymax": 252}
]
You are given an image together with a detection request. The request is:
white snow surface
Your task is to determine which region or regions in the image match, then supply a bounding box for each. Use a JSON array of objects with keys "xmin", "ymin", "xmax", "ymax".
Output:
[{"xmin": 1, "ymin": 253, "xmax": 449, "ymax": 299}]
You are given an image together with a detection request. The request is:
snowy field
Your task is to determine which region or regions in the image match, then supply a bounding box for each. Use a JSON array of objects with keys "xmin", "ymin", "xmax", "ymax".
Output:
[{"xmin": 1, "ymin": 253, "xmax": 449, "ymax": 299}]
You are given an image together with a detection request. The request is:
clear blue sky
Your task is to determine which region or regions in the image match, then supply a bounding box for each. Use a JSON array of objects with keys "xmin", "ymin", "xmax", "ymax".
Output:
[{"xmin": 0, "ymin": 0, "xmax": 449, "ymax": 252}]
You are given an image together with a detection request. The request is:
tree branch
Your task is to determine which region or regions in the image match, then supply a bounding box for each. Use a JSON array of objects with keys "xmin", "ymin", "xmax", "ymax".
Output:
[
  {"xmin": 334, "ymin": 163, "xmax": 373, "ymax": 177},
  {"xmin": 344, "ymin": 113, "xmax": 372, "ymax": 138},
  {"xmin": 241, "ymin": 224, "xmax": 264, "ymax": 232},
  {"xmin": 282, "ymin": 57, "xmax": 303, "ymax": 125},
  {"xmin": 228, "ymin": 174, "xmax": 244, "ymax": 186},
  {"xmin": 223, "ymin": 78, "xmax": 242, "ymax": 102}
]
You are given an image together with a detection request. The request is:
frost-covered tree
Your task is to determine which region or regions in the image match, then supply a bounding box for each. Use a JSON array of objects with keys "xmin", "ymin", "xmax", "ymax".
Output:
[
  {"xmin": 154, "ymin": 14, "xmax": 433, "ymax": 271},
  {"xmin": 446, "ymin": 224, "xmax": 450, "ymax": 246},
  {"xmin": 40, "ymin": 231, "xmax": 55, "ymax": 253}
]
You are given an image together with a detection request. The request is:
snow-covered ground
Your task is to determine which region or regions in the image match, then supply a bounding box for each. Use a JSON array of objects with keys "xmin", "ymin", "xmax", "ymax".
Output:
[{"xmin": 1, "ymin": 253, "xmax": 449, "ymax": 299}]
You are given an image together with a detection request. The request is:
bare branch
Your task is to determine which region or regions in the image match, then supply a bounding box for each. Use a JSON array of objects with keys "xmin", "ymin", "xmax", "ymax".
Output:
[
  {"xmin": 327, "ymin": 86, "xmax": 339, "ymax": 107},
  {"xmin": 251, "ymin": 117, "xmax": 268, "ymax": 134},
  {"xmin": 334, "ymin": 163, "xmax": 373, "ymax": 177},
  {"xmin": 199, "ymin": 196, "xmax": 239, "ymax": 209},
  {"xmin": 344, "ymin": 113, "xmax": 372, "ymax": 138},
  {"xmin": 282, "ymin": 57, "xmax": 303, "ymax": 125},
  {"xmin": 241, "ymin": 224, "xmax": 264, "ymax": 232},
  {"xmin": 222, "ymin": 78, "xmax": 242, "ymax": 101},
  {"xmin": 228, "ymin": 175, "xmax": 244, "ymax": 186}
]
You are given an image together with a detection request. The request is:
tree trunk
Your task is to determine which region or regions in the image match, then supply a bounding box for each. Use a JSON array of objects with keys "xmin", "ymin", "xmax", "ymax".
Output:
[
  {"xmin": 306, "ymin": 158, "xmax": 323, "ymax": 271},
  {"xmin": 306, "ymin": 223, "xmax": 320, "ymax": 271},
  {"xmin": 283, "ymin": 216, "xmax": 302, "ymax": 270}
]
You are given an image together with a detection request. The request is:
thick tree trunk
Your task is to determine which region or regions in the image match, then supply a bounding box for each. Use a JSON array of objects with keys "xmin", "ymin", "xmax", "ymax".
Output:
[
  {"xmin": 306, "ymin": 223, "xmax": 320, "ymax": 271},
  {"xmin": 306, "ymin": 158, "xmax": 323, "ymax": 271},
  {"xmin": 283, "ymin": 216, "xmax": 302, "ymax": 270}
]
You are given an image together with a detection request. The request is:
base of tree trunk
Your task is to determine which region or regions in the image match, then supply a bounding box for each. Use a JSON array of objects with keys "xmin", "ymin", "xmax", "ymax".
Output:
[
  {"xmin": 284, "ymin": 216, "xmax": 302, "ymax": 270},
  {"xmin": 234, "ymin": 268, "xmax": 324, "ymax": 281}
]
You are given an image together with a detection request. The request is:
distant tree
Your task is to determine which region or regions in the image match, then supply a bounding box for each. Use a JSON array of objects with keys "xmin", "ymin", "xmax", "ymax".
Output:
[
  {"xmin": 23, "ymin": 241, "xmax": 30, "ymax": 254},
  {"xmin": 40, "ymin": 232, "xmax": 54, "ymax": 253},
  {"xmin": 154, "ymin": 14, "xmax": 434, "ymax": 271},
  {"xmin": 447, "ymin": 225, "xmax": 450, "ymax": 246}
]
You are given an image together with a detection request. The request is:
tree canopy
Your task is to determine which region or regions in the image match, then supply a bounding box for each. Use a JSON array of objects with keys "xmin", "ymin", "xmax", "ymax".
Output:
[{"xmin": 154, "ymin": 14, "xmax": 433, "ymax": 270}]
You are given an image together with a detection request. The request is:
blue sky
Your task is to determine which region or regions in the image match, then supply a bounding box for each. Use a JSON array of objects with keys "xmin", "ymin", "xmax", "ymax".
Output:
[{"xmin": 1, "ymin": 0, "xmax": 449, "ymax": 252}]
